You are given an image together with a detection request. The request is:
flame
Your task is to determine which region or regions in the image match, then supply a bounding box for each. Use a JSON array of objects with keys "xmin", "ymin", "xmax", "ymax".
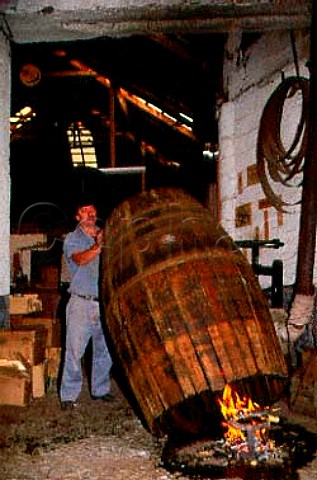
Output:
[{"xmin": 217, "ymin": 385, "xmax": 272, "ymax": 446}]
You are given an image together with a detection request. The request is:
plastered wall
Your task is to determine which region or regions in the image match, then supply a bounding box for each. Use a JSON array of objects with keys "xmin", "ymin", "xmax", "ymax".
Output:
[
  {"xmin": 219, "ymin": 29, "xmax": 311, "ymax": 288},
  {"xmin": 0, "ymin": 26, "xmax": 11, "ymax": 297}
]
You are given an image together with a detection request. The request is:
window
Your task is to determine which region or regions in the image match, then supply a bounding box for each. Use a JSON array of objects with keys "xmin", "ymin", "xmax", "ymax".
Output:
[
  {"xmin": 10, "ymin": 106, "xmax": 35, "ymax": 133},
  {"xmin": 67, "ymin": 122, "xmax": 97, "ymax": 168}
]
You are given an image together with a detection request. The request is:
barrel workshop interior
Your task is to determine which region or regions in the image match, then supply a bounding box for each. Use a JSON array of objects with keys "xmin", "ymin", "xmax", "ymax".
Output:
[{"xmin": 0, "ymin": 1, "xmax": 317, "ymax": 479}]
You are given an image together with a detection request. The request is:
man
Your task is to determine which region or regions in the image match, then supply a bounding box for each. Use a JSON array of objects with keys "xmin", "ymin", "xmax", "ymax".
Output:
[{"xmin": 60, "ymin": 200, "xmax": 113, "ymax": 410}]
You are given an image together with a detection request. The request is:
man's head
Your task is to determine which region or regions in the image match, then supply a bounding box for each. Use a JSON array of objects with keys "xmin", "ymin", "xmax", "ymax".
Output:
[{"xmin": 75, "ymin": 203, "xmax": 97, "ymax": 227}]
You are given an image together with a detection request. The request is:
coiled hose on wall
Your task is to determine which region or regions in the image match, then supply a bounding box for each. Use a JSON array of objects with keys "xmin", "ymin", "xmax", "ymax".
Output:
[{"xmin": 256, "ymin": 76, "xmax": 309, "ymax": 212}]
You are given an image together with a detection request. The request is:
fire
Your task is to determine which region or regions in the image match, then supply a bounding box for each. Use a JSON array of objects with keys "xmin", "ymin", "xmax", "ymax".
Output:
[
  {"xmin": 217, "ymin": 384, "xmax": 279, "ymax": 461},
  {"xmin": 218, "ymin": 384, "xmax": 262, "ymax": 441}
]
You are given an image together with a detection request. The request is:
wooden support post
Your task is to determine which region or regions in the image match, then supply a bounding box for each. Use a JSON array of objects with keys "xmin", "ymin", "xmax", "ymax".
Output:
[
  {"xmin": 109, "ymin": 85, "xmax": 116, "ymax": 168},
  {"xmin": 286, "ymin": 2, "xmax": 317, "ymax": 348},
  {"xmin": 295, "ymin": 0, "xmax": 317, "ymax": 296}
]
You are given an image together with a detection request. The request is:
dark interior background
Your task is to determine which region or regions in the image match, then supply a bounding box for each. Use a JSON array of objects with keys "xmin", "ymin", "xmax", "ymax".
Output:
[{"xmin": 10, "ymin": 34, "xmax": 226, "ymax": 231}]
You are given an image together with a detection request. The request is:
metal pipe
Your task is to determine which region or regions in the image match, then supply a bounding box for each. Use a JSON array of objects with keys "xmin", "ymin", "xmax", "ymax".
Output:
[{"xmin": 99, "ymin": 166, "xmax": 146, "ymax": 174}]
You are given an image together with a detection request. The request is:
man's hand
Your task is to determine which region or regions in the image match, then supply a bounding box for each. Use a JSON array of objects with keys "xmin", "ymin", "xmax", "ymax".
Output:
[
  {"xmin": 72, "ymin": 228, "xmax": 104, "ymax": 265},
  {"xmin": 94, "ymin": 228, "xmax": 104, "ymax": 247}
]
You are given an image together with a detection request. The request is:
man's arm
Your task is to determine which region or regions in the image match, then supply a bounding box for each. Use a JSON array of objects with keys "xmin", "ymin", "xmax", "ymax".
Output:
[
  {"xmin": 71, "ymin": 242, "xmax": 101, "ymax": 265},
  {"xmin": 65, "ymin": 229, "xmax": 103, "ymax": 266}
]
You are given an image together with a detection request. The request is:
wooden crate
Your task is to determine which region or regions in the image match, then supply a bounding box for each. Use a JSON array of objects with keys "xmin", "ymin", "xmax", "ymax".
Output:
[
  {"xmin": 0, "ymin": 326, "xmax": 47, "ymax": 365},
  {"xmin": 10, "ymin": 316, "xmax": 62, "ymax": 348},
  {"xmin": 0, "ymin": 366, "xmax": 31, "ymax": 406},
  {"xmin": 9, "ymin": 294, "xmax": 42, "ymax": 315}
]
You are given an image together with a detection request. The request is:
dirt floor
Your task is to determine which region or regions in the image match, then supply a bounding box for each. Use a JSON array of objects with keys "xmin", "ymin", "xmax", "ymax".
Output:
[{"xmin": 0, "ymin": 371, "xmax": 317, "ymax": 480}]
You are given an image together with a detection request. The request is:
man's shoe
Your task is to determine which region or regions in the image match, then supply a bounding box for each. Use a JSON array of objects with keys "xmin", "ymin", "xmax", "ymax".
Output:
[
  {"xmin": 61, "ymin": 401, "xmax": 77, "ymax": 411},
  {"xmin": 91, "ymin": 393, "xmax": 114, "ymax": 402}
]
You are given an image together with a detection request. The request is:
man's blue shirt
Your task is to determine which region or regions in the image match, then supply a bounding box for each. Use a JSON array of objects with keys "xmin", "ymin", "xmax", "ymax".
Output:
[{"xmin": 63, "ymin": 226, "xmax": 99, "ymax": 297}]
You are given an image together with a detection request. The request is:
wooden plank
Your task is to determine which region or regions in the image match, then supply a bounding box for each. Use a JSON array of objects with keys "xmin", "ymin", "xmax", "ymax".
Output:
[{"xmin": 32, "ymin": 363, "xmax": 47, "ymax": 398}]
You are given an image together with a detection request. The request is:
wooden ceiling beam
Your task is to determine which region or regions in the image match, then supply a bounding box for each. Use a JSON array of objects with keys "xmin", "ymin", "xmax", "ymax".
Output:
[
  {"xmin": 3, "ymin": 1, "xmax": 312, "ymax": 43},
  {"xmin": 44, "ymin": 57, "xmax": 196, "ymax": 140}
]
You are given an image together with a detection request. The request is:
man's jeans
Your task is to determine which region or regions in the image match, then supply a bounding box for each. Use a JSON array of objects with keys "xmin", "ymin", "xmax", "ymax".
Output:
[{"xmin": 60, "ymin": 295, "xmax": 112, "ymax": 402}]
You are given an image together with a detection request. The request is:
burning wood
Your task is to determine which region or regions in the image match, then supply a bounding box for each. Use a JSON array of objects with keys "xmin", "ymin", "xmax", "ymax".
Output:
[
  {"xmin": 216, "ymin": 384, "xmax": 284, "ymax": 465},
  {"xmin": 162, "ymin": 385, "xmax": 315, "ymax": 478}
]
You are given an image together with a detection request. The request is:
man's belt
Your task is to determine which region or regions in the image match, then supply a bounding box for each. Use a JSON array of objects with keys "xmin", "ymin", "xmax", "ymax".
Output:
[{"xmin": 73, "ymin": 293, "xmax": 99, "ymax": 301}]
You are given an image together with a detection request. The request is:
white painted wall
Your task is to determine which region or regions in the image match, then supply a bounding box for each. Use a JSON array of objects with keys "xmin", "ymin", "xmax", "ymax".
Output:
[
  {"xmin": 0, "ymin": 25, "xmax": 11, "ymax": 297},
  {"xmin": 219, "ymin": 29, "xmax": 310, "ymax": 289}
]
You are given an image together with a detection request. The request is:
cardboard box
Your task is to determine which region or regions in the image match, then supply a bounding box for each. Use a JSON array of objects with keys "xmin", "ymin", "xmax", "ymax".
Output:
[
  {"xmin": 0, "ymin": 326, "xmax": 47, "ymax": 365},
  {"xmin": 0, "ymin": 364, "xmax": 31, "ymax": 406}
]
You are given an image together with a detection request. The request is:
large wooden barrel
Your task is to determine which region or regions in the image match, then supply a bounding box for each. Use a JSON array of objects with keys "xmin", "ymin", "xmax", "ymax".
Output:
[{"xmin": 100, "ymin": 188, "xmax": 288, "ymax": 438}]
